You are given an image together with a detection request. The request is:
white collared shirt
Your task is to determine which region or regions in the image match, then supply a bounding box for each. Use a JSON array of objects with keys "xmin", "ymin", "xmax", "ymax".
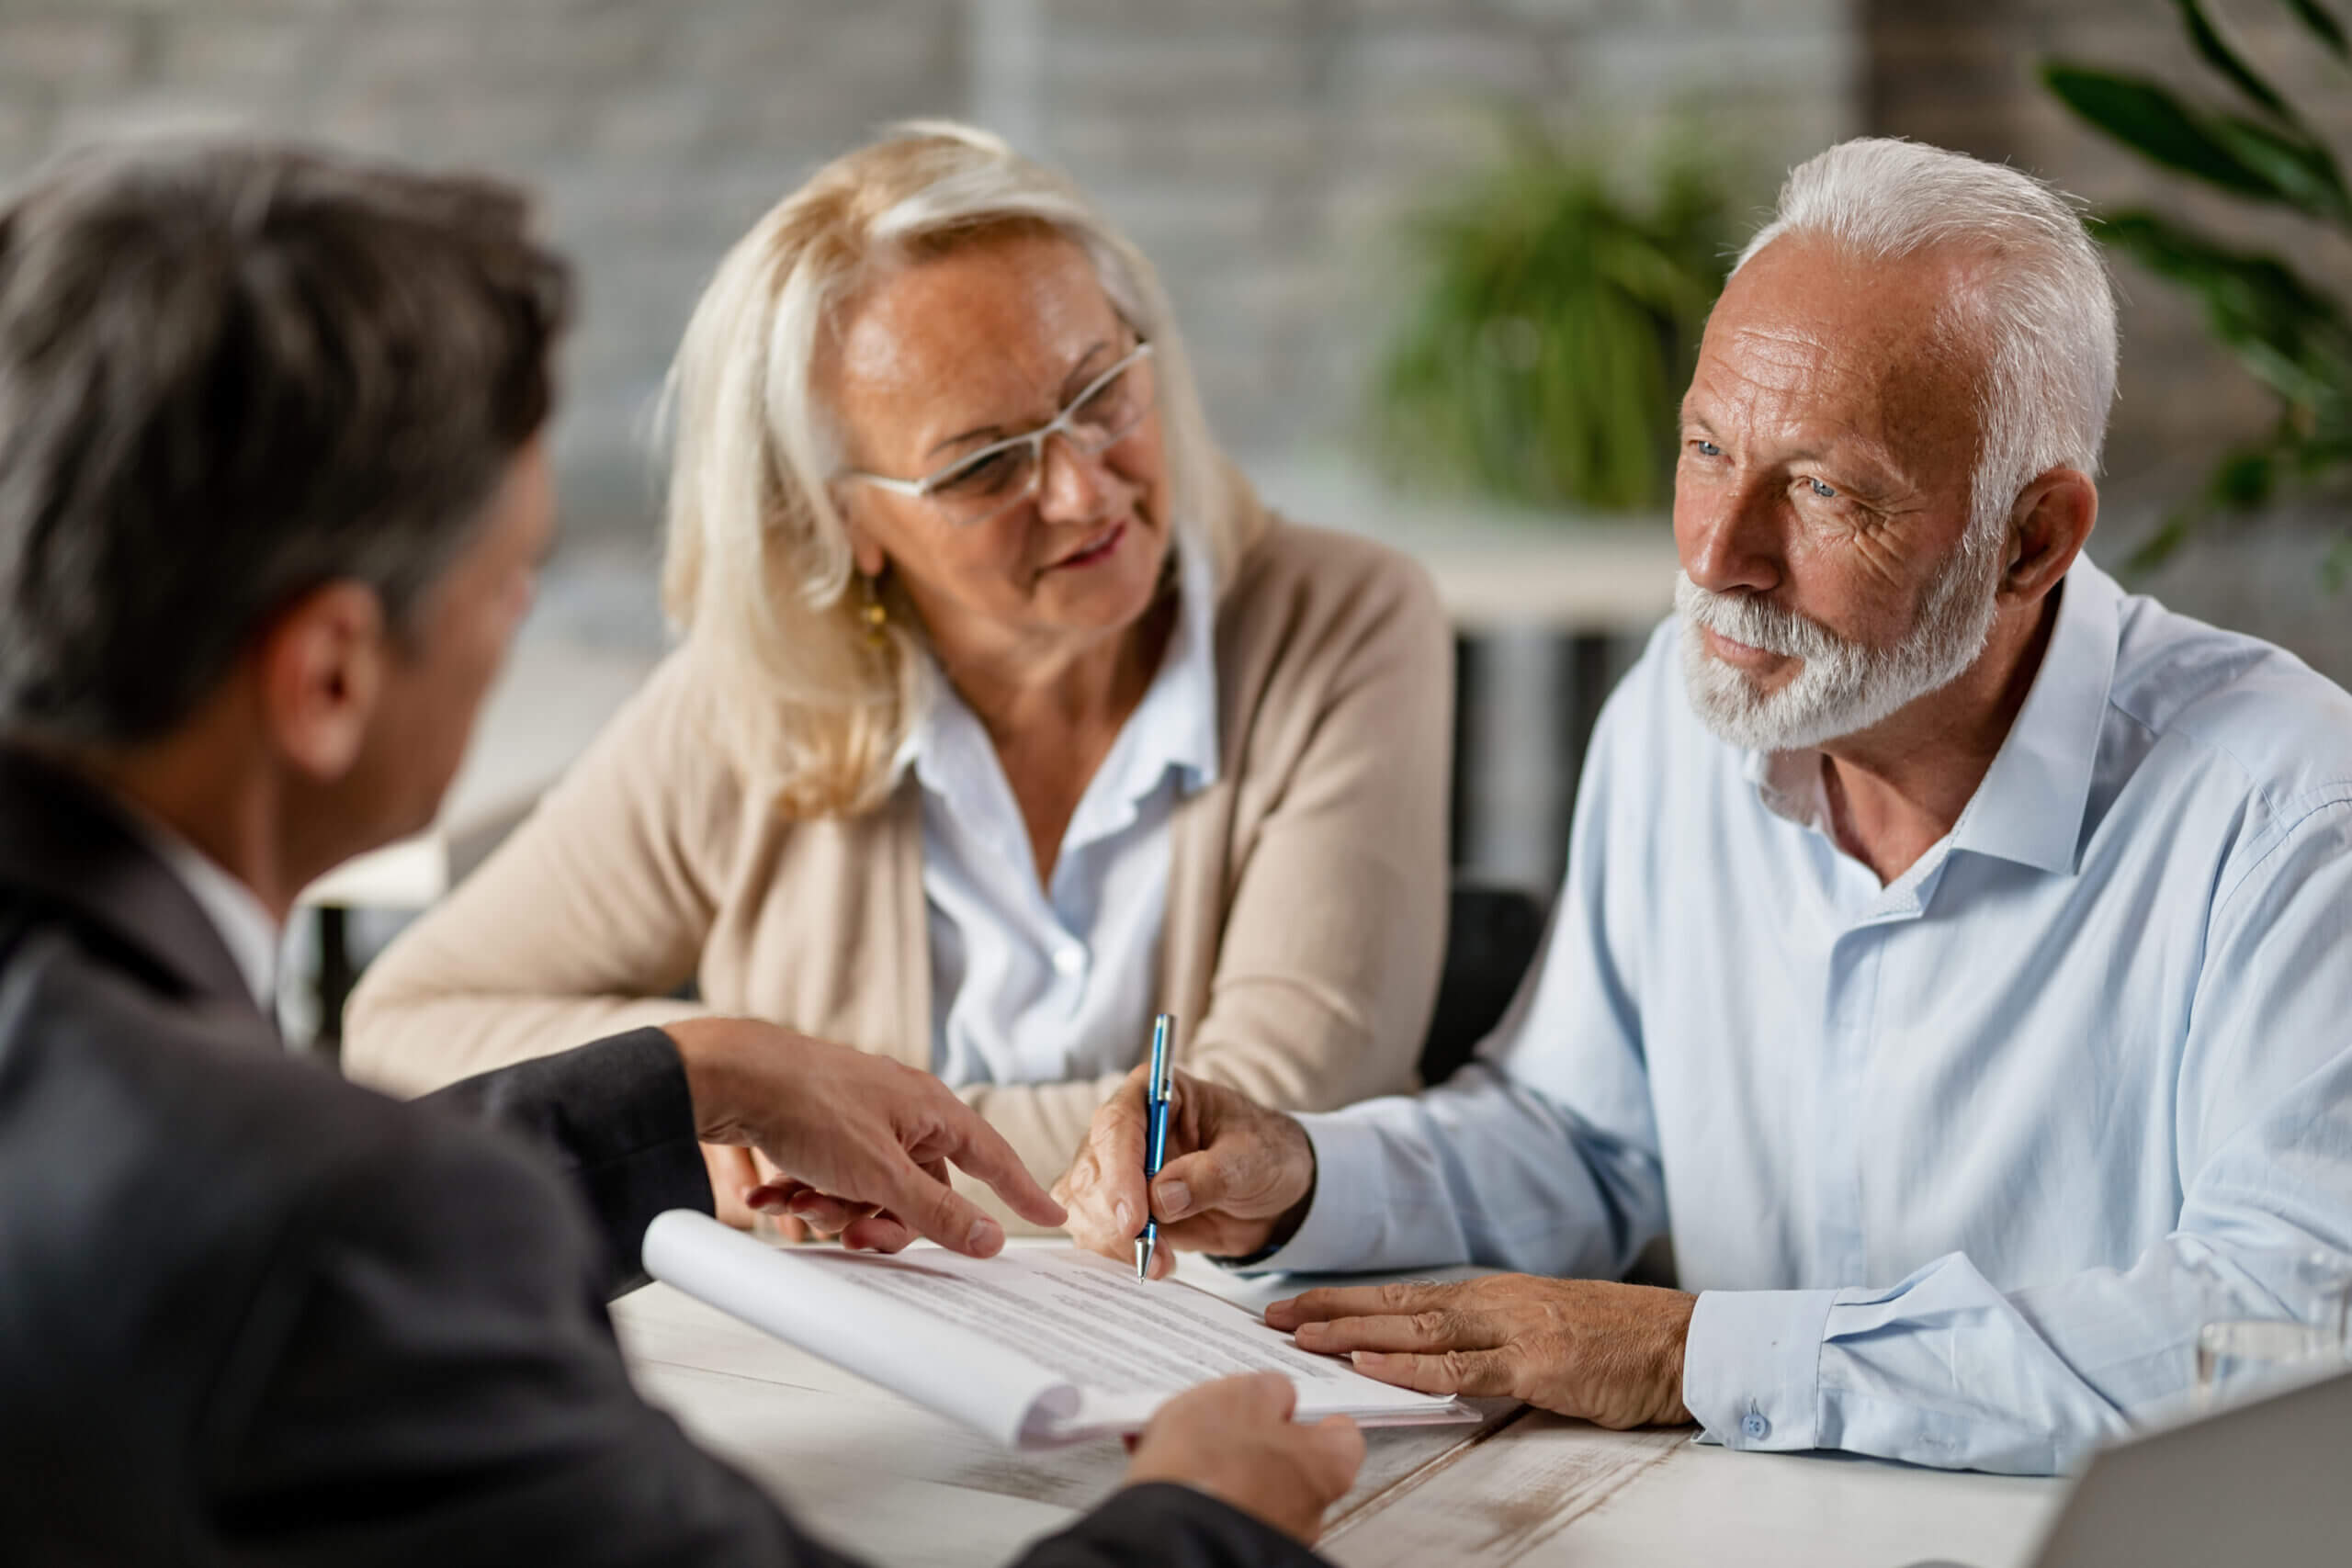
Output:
[
  {"xmin": 125, "ymin": 811, "xmax": 280, "ymax": 1019},
  {"xmin": 910, "ymin": 544, "xmax": 1219, "ymax": 1088},
  {"xmin": 1250, "ymin": 558, "xmax": 2352, "ymax": 1474}
]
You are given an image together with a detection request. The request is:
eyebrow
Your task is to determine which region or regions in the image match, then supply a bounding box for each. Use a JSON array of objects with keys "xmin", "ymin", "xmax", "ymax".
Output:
[
  {"xmin": 922, "ymin": 338, "xmax": 1117, "ymax": 461},
  {"xmin": 1679, "ymin": 401, "xmax": 1905, "ymax": 483}
]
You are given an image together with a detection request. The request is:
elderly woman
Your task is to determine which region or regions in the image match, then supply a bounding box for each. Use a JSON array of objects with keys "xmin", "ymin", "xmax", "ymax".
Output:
[{"xmin": 344, "ymin": 122, "xmax": 1451, "ymax": 1230}]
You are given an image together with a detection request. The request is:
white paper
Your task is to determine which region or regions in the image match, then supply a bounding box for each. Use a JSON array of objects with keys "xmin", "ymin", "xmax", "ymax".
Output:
[
  {"xmin": 641, "ymin": 1211, "xmax": 1475, "ymax": 1448},
  {"xmin": 641, "ymin": 1211, "xmax": 1074, "ymax": 1447}
]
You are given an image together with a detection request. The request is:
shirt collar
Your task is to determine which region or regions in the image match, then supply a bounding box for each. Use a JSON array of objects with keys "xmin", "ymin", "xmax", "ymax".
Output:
[
  {"xmin": 1946, "ymin": 556, "xmax": 2120, "ymax": 874},
  {"xmin": 120, "ymin": 810, "xmax": 281, "ymax": 1016},
  {"xmin": 1744, "ymin": 556, "xmax": 2121, "ymax": 878},
  {"xmin": 909, "ymin": 539, "xmax": 1220, "ymax": 852}
]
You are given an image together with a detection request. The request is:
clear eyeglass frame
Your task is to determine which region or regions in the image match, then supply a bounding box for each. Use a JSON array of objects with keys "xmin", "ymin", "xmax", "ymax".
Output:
[{"xmin": 841, "ymin": 340, "xmax": 1156, "ymax": 529}]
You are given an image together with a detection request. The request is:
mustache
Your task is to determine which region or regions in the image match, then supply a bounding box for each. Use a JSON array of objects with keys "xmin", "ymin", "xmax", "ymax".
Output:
[{"xmin": 1673, "ymin": 573, "xmax": 1854, "ymax": 663}]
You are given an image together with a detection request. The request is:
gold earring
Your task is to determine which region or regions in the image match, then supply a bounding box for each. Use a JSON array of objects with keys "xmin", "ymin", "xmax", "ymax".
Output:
[{"xmin": 861, "ymin": 573, "xmax": 889, "ymax": 649}]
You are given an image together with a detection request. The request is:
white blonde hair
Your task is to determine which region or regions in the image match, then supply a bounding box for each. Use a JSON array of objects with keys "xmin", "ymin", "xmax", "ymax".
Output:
[
  {"xmin": 1734, "ymin": 137, "xmax": 2119, "ymax": 542},
  {"xmin": 660, "ymin": 120, "xmax": 1234, "ymax": 816}
]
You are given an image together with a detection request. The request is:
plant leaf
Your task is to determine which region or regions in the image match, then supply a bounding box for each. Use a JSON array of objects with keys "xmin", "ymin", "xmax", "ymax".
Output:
[
  {"xmin": 2207, "ymin": 112, "xmax": 2352, "ymax": 225},
  {"xmin": 2175, "ymin": 0, "xmax": 2298, "ymax": 125},
  {"xmin": 2042, "ymin": 63, "xmax": 2283, "ymax": 199},
  {"xmin": 2281, "ymin": 0, "xmax": 2351, "ymax": 61},
  {"xmin": 2090, "ymin": 209, "xmax": 2352, "ymax": 412}
]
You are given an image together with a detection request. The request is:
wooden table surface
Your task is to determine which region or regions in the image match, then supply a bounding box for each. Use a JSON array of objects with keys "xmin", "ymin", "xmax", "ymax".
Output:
[{"xmin": 610, "ymin": 1247, "xmax": 2066, "ymax": 1568}]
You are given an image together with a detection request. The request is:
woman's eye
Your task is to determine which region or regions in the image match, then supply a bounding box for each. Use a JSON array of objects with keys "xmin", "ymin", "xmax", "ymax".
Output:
[{"xmin": 937, "ymin": 448, "xmax": 1023, "ymax": 497}]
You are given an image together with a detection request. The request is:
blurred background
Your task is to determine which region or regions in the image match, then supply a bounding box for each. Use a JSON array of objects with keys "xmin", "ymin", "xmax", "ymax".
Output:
[{"xmin": 4, "ymin": 0, "xmax": 2347, "ymax": 1026}]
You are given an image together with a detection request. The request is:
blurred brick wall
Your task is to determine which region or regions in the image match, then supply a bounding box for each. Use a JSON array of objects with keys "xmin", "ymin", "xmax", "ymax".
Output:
[
  {"xmin": 0, "ymin": 0, "xmax": 1855, "ymax": 541},
  {"xmin": 0, "ymin": 0, "xmax": 969, "ymax": 539}
]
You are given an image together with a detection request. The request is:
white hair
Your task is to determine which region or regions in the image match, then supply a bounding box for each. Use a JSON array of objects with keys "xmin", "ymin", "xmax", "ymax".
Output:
[
  {"xmin": 659, "ymin": 120, "xmax": 1234, "ymax": 815},
  {"xmin": 1734, "ymin": 137, "xmax": 2119, "ymax": 543}
]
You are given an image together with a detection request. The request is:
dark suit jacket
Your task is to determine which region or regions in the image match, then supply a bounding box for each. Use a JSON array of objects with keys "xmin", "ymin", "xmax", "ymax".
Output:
[{"xmin": 0, "ymin": 747, "xmax": 1319, "ymax": 1568}]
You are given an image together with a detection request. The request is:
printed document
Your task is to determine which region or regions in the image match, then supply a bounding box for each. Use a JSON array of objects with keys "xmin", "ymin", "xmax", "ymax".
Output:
[{"xmin": 642, "ymin": 1209, "xmax": 1476, "ymax": 1449}]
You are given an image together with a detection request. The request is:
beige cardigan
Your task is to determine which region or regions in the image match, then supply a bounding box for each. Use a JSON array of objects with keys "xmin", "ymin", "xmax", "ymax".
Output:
[{"xmin": 345, "ymin": 485, "xmax": 1453, "ymax": 1221}]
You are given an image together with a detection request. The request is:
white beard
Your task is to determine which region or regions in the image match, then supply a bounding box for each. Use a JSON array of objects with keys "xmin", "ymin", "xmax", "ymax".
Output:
[{"xmin": 1675, "ymin": 524, "xmax": 2004, "ymax": 754}]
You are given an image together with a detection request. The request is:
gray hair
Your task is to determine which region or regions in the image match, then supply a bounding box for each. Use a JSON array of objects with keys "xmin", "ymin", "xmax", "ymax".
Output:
[{"xmin": 1734, "ymin": 137, "xmax": 2119, "ymax": 541}]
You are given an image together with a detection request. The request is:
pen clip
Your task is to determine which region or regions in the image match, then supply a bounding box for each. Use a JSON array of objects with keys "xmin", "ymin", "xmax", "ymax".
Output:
[{"xmin": 1148, "ymin": 1012, "xmax": 1173, "ymax": 1103}]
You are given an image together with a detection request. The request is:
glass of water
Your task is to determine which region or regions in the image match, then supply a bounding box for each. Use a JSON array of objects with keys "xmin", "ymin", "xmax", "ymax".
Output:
[{"xmin": 2192, "ymin": 1249, "xmax": 2352, "ymax": 1411}]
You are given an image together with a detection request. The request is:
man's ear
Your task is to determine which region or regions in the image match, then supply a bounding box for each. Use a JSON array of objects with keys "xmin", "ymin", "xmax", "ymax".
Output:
[
  {"xmin": 2001, "ymin": 467, "xmax": 2098, "ymax": 604},
  {"xmin": 254, "ymin": 580, "xmax": 388, "ymax": 781}
]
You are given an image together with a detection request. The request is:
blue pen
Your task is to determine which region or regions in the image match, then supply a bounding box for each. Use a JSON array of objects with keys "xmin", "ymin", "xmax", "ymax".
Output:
[{"xmin": 1135, "ymin": 1012, "xmax": 1174, "ymax": 1281}]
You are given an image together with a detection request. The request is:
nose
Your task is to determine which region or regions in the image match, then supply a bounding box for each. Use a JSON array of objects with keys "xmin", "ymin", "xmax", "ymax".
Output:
[
  {"xmin": 1676, "ymin": 473, "xmax": 1782, "ymax": 597},
  {"xmin": 1033, "ymin": 430, "xmax": 1123, "ymax": 525}
]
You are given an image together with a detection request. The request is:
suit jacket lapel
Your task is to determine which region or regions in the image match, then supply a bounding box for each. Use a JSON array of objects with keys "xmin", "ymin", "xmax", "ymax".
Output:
[{"xmin": 0, "ymin": 745, "xmax": 265, "ymax": 1026}]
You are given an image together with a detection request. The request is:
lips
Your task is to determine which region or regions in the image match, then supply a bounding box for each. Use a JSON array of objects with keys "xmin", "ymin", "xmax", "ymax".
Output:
[
  {"xmin": 1702, "ymin": 626, "xmax": 1790, "ymax": 671},
  {"xmin": 1047, "ymin": 519, "xmax": 1126, "ymax": 571}
]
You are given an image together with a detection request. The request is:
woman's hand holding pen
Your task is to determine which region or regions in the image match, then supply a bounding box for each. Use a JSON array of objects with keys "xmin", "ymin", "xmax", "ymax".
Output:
[{"xmin": 1056, "ymin": 1063, "xmax": 1318, "ymax": 1278}]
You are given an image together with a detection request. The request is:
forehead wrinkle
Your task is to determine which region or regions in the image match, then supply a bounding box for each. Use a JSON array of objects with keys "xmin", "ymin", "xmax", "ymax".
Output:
[
  {"xmin": 1693, "ymin": 272, "xmax": 1974, "ymax": 497},
  {"xmin": 828, "ymin": 233, "xmax": 1121, "ymax": 466}
]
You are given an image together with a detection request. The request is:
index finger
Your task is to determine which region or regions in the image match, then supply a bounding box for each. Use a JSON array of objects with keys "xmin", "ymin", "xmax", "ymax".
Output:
[
  {"xmin": 924, "ymin": 1087, "xmax": 1068, "ymax": 1230},
  {"xmin": 1265, "ymin": 1280, "xmax": 1464, "ymax": 1331},
  {"xmin": 867, "ymin": 1148, "xmax": 1009, "ymax": 1258}
]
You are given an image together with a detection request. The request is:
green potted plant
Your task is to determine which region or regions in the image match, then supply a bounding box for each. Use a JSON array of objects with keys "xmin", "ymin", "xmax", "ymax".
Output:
[
  {"xmin": 1369, "ymin": 124, "xmax": 1735, "ymax": 516},
  {"xmin": 2043, "ymin": 0, "xmax": 2352, "ymax": 577}
]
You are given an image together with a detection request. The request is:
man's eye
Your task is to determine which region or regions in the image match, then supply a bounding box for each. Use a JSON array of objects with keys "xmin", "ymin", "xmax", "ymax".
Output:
[
  {"xmin": 1805, "ymin": 478, "xmax": 1837, "ymax": 499},
  {"xmin": 1692, "ymin": 439, "xmax": 1722, "ymax": 457}
]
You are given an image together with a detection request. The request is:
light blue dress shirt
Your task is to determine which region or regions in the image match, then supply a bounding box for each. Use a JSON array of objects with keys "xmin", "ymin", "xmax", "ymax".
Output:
[
  {"xmin": 1250, "ymin": 558, "xmax": 2352, "ymax": 1474},
  {"xmin": 913, "ymin": 544, "xmax": 1219, "ymax": 1089}
]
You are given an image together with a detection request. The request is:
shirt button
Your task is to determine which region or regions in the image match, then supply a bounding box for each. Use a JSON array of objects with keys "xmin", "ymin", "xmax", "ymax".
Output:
[
  {"xmin": 1740, "ymin": 1412, "xmax": 1770, "ymax": 1441},
  {"xmin": 1051, "ymin": 942, "xmax": 1087, "ymax": 977}
]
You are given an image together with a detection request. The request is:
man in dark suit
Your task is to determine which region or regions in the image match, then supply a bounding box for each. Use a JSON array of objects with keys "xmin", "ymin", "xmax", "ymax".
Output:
[{"xmin": 0, "ymin": 143, "xmax": 1363, "ymax": 1565}]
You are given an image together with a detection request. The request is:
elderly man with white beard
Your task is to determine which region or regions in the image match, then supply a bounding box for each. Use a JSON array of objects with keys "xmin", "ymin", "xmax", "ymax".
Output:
[{"xmin": 1051, "ymin": 137, "xmax": 2352, "ymax": 1475}]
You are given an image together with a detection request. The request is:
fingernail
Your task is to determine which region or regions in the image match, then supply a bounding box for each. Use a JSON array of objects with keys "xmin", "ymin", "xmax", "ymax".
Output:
[
  {"xmin": 967, "ymin": 1218, "xmax": 1001, "ymax": 1254},
  {"xmin": 1264, "ymin": 1300, "xmax": 1296, "ymax": 1327},
  {"xmin": 1294, "ymin": 1322, "xmax": 1322, "ymax": 1347},
  {"xmin": 1115, "ymin": 1201, "xmax": 1135, "ymax": 1235},
  {"xmin": 1351, "ymin": 1351, "xmax": 1379, "ymax": 1369},
  {"xmin": 1154, "ymin": 1179, "xmax": 1190, "ymax": 1217}
]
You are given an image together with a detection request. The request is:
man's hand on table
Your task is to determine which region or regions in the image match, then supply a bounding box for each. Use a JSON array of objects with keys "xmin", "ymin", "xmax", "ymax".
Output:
[
  {"xmin": 1268, "ymin": 1276, "xmax": 1697, "ymax": 1429},
  {"xmin": 665, "ymin": 1017, "xmax": 1065, "ymax": 1257},
  {"xmin": 1125, "ymin": 1372, "xmax": 1366, "ymax": 1544},
  {"xmin": 1056, "ymin": 1064, "xmax": 1317, "ymax": 1279}
]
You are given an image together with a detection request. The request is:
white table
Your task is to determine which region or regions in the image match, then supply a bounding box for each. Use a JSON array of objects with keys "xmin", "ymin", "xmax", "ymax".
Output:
[{"xmin": 609, "ymin": 1248, "xmax": 2065, "ymax": 1568}]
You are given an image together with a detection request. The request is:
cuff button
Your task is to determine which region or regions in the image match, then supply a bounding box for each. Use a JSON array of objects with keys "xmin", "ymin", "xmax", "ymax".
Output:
[{"xmin": 1740, "ymin": 1412, "xmax": 1770, "ymax": 1441}]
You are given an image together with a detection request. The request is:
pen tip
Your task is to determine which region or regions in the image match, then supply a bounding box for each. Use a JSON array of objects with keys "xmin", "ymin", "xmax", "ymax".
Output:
[{"xmin": 1133, "ymin": 1238, "xmax": 1148, "ymax": 1281}]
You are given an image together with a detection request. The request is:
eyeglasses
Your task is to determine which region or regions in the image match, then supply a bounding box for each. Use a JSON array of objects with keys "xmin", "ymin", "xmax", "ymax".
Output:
[{"xmin": 842, "ymin": 341, "xmax": 1156, "ymax": 528}]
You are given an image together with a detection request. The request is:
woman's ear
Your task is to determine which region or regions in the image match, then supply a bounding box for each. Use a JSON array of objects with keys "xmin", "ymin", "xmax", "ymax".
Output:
[
  {"xmin": 253, "ymin": 580, "xmax": 387, "ymax": 782},
  {"xmin": 835, "ymin": 497, "xmax": 889, "ymax": 580}
]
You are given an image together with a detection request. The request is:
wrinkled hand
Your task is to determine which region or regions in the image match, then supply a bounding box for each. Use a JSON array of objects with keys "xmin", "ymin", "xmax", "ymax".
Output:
[
  {"xmin": 1268, "ymin": 1276, "xmax": 1696, "ymax": 1430},
  {"xmin": 667, "ymin": 1017, "xmax": 1064, "ymax": 1258},
  {"xmin": 1123, "ymin": 1372, "xmax": 1365, "ymax": 1543},
  {"xmin": 1055, "ymin": 1064, "xmax": 1316, "ymax": 1279}
]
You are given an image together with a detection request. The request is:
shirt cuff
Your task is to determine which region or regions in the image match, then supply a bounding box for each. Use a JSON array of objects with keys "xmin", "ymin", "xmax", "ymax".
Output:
[
  {"xmin": 1216, "ymin": 1111, "xmax": 1387, "ymax": 1275},
  {"xmin": 1682, "ymin": 1287, "xmax": 1837, "ymax": 1452}
]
